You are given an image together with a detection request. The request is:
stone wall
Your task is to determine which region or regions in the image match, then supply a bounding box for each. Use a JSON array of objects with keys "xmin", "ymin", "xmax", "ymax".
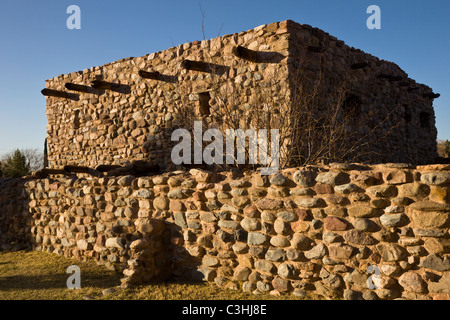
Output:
[
  {"xmin": 43, "ymin": 20, "xmax": 438, "ymax": 170},
  {"xmin": 1, "ymin": 164, "xmax": 449, "ymax": 300}
]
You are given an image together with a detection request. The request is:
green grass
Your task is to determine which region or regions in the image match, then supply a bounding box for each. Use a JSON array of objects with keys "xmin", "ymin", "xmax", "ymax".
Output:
[{"xmin": 0, "ymin": 250, "xmax": 309, "ymax": 300}]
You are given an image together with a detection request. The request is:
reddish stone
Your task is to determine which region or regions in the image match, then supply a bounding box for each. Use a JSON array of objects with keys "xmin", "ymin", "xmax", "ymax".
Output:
[
  {"xmin": 315, "ymin": 183, "xmax": 333, "ymax": 194},
  {"xmin": 324, "ymin": 216, "xmax": 349, "ymax": 231},
  {"xmin": 202, "ymin": 222, "xmax": 217, "ymax": 234},
  {"xmin": 244, "ymin": 205, "xmax": 260, "ymax": 218},
  {"xmin": 272, "ymin": 277, "xmax": 290, "ymax": 292},
  {"xmin": 255, "ymin": 198, "xmax": 283, "ymax": 210},
  {"xmin": 100, "ymin": 211, "xmax": 115, "ymax": 221},
  {"xmin": 170, "ymin": 200, "xmax": 185, "ymax": 212},
  {"xmin": 96, "ymin": 234, "xmax": 105, "ymax": 246},
  {"xmin": 296, "ymin": 208, "xmax": 312, "ymax": 221}
]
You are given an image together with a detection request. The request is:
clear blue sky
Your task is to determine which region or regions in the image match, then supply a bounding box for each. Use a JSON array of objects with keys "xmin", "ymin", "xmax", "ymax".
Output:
[{"xmin": 0, "ymin": 0, "xmax": 449, "ymax": 155}]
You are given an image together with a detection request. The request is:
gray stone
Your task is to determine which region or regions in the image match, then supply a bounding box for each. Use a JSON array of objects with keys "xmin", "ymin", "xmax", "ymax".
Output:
[
  {"xmin": 173, "ymin": 212, "xmax": 188, "ymax": 228},
  {"xmin": 218, "ymin": 220, "xmax": 240, "ymax": 230},
  {"xmin": 367, "ymin": 185, "xmax": 397, "ymax": 197},
  {"xmin": 315, "ymin": 171, "xmax": 349, "ymax": 186},
  {"xmin": 247, "ymin": 232, "xmax": 269, "ymax": 245},
  {"xmin": 420, "ymin": 254, "xmax": 450, "ymax": 271},
  {"xmin": 117, "ymin": 175, "xmax": 135, "ymax": 186},
  {"xmin": 277, "ymin": 211, "xmax": 297, "ymax": 222},
  {"xmin": 413, "ymin": 228, "xmax": 446, "ymax": 238},
  {"xmin": 292, "ymin": 234, "xmax": 313, "ymax": 250},
  {"xmin": 188, "ymin": 220, "xmax": 202, "ymax": 230},
  {"xmin": 234, "ymin": 267, "xmax": 252, "ymax": 281},
  {"xmin": 376, "ymin": 243, "xmax": 408, "ymax": 262},
  {"xmin": 203, "ymin": 255, "xmax": 220, "ymax": 267},
  {"xmin": 304, "ymin": 242, "xmax": 327, "ymax": 259},
  {"xmin": 409, "ymin": 201, "xmax": 450, "ymax": 212},
  {"xmin": 293, "ymin": 170, "xmax": 316, "ymax": 187},
  {"xmin": 265, "ymin": 248, "xmax": 286, "ymax": 261},
  {"xmin": 362, "ymin": 291, "xmax": 378, "ymax": 300},
  {"xmin": 255, "ymin": 260, "xmax": 275, "ymax": 273},
  {"xmin": 277, "ymin": 263, "xmax": 296, "ymax": 279},
  {"xmin": 242, "ymin": 281, "xmax": 257, "ymax": 292},
  {"xmin": 334, "ymin": 183, "xmax": 361, "ymax": 194},
  {"xmin": 167, "ymin": 188, "xmax": 191, "ymax": 199},
  {"xmin": 420, "ymin": 172, "xmax": 450, "ymax": 186},
  {"xmin": 200, "ymin": 212, "xmax": 218, "ymax": 222},
  {"xmin": 323, "ymin": 232, "xmax": 343, "ymax": 243},
  {"xmin": 256, "ymin": 281, "xmax": 272, "ymax": 292},
  {"xmin": 270, "ymin": 235, "xmax": 290, "ymax": 247},
  {"xmin": 241, "ymin": 218, "xmax": 261, "ymax": 231},
  {"xmin": 133, "ymin": 189, "xmax": 152, "ymax": 199},
  {"xmin": 353, "ymin": 218, "xmax": 379, "ymax": 232},
  {"xmin": 295, "ymin": 197, "xmax": 325, "ymax": 208},
  {"xmin": 343, "ymin": 289, "xmax": 363, "ymax": 300},
  {"xmin": 428, "ymin": 273, "xmax": 450, "ymax": 294},
  {"xmin": 232, "ymin": 243, "xmax": 248, "ymax": 254},
  {"xmin": 380, "ymin": 213, "xmax": 409, "ymax": 228},
  {"xmin": 274, "ymin": 218, "xmax": 289, "ymax": 235},
  {"xmin": 270, "ymin": 173, "xmax": 288, "ymax": 186},
  {"xmin": 105, "ymin": 237, "xmax": 124, "ymax": 249}
]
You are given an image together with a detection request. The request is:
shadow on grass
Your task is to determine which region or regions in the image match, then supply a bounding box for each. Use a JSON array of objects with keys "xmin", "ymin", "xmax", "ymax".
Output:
[{"xmin": 0, "ymin": 272, "xmax": 120, "ymax": 291}]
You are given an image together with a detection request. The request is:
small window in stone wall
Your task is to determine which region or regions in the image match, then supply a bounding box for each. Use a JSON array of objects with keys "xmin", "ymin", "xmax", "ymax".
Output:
[
  {"xmin": 342, "ymin": 94, "xmax": 362, "ymax": 118},
  {"xmin": 198, "ymin": 92, "xmax": 211, "ymax": 117},
  {"xmin": 73, "ymin": 109, "xmax": 81, "ymax": 129},
  {"xmin": 419, "ymin": 111, "xmax": 431, "ymax": 128}
]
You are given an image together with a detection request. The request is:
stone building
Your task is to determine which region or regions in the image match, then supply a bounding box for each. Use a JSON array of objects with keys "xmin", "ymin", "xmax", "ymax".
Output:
[{"xmin": 42, "ymin": 20, "xmax": 439, "ymax": 170}]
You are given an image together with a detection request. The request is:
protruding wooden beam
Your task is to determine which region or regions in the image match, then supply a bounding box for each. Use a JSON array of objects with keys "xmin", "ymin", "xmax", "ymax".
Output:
[
  {"xmin": 90, "ymin": 80, "xmax": 131, "ymax": 93},
  {"xmin": 65, "ymin": 82, "xmax": 104, "ymax": 95},
  {"xmin": 423, "ymin": 92, "xmax": 440, "ymax": 99},
  {"xmin": 232, "ymin": 45, "xmax": 260, "ymax": 63},
  {"xmin": 139, "ymin": 70, "xmax": 162, "ymax": 80},
  {"xmin": 139, "ymin": 70, "xmax": 178, "ymax": 83},
  {"xmin": 181, "ymin": 59, "xmax": 213, "ymax": 73},
  {"xmin": 41, "ymin": 88, "xmax": 79, "ymax": 101},
  {"xmin": 351, "ymin": 62, "xmax": 369, "ymax": 70},
  {"xmin": 180, "ymin": 59, "xmax": 229, "ymax": 75},
  {"xmin": 90, "ymin": 80, "xmax": 115, "ymax": 90}
]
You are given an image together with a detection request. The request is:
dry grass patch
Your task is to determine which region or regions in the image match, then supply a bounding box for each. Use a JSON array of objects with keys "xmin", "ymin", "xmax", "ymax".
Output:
[{"xmin": 0, "ymin": 250, "xmax": 311, "ymax": 300}]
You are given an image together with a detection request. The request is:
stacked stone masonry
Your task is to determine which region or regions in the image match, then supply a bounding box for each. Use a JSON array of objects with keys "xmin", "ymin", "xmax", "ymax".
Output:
[
  {"xmin": 44, "ymin": 20, "xmax": 438, "ymax": 169},
  {"xmin": 1, "ymin": 163, "xmax": 449, "ymax": 300}
]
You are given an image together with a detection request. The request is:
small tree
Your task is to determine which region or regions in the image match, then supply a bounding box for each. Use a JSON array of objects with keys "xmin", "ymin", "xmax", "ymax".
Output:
[{"xmin": 1, "ymin": 149, "xmax": 31, "ymax": 178}]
